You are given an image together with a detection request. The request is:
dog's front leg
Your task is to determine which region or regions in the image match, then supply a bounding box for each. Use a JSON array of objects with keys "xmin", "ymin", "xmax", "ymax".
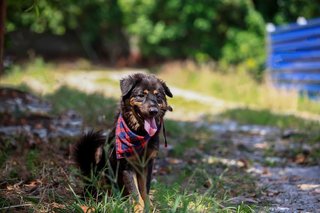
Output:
[
  {"xmin": 137, "ymin": 167, "xmax": 150, "ymax": 208},
  {"xmin": 123, "ymin": 170, "xmax": 144, "ymax": 212},
  {"xmin": 146, "ymin": 159, "xmax": 154, "ymax": 194}
]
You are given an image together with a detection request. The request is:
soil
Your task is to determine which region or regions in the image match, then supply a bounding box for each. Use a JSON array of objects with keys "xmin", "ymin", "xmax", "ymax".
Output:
[{"xmin": 206, "ymin": 121, "xmax": 320, "ymax": 212}]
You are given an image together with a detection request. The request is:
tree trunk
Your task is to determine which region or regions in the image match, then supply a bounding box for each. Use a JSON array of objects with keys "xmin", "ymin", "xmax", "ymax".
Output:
[{"xmin": 0, "ymin": 0, "xmax": 6, "ymax": 76}]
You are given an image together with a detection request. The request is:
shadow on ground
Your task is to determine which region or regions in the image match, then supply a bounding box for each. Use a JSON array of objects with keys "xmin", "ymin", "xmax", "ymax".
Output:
[{"xmin": 0, "ymin": 86, "xmax": 118, "ymax": 212}]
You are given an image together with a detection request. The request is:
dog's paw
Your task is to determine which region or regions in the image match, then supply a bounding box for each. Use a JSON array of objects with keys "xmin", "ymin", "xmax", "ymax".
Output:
[{"xmin": 133, "ymin": 203, "xmax": 144, "ymax": 213}]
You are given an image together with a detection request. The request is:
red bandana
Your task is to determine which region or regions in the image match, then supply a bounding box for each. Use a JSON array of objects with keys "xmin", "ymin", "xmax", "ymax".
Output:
[{"xmin": 115, "ymin": 114, "xmax": 158, "ymax": 159}]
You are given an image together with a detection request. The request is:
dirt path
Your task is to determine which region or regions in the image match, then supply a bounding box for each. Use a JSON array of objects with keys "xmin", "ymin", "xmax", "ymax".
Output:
[{"xmin": 207, "ymin": 121, "xmax": 320, "ymax": 212}]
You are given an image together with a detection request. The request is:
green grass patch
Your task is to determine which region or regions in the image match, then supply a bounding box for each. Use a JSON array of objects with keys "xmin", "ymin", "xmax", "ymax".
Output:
[
  {"xmin": 26, "ymin": 149, "xmax": 40, "ymax": 176},
  {"xmin": 170, "ymin": 96, "xmax": 213, "ymax": 114},
  {"xmin": 164, "ymin": 120, "xmax": 214, "ymax": 158},
  {"xmin": 1, "ymin": 58, "xmax": 57, "ymax": 93},
  {"xmin": 95, "ymin": 77, "xmax": 119, "ymax": 87},
  {"xmin": 68, "ymin": 176, "xmax": 255, "ymax": 213},
  {"xmin": 218, "ymin": 107, "xmax": 320, "ymax": 131},
  {"xmin": 45, "ymin": 86, "xmax": 118, "ymax": 127},
  {"xmin": 151, "ymin": 171, "xmax": 256, "ymax": 212},
  {"xmin": 0, "ymin": 140, "xmax": 13, "ymax": 168},
  {"xmin": 298, "ymin": 96, "xmax": 320, "ymax": 114},
  {"xmin": 158, "ymin": 63, "xmax": 320, "ymax": 115},
  {"xmin": 1, "ymin": 60, "xmax": 119, "ymax": 127}
]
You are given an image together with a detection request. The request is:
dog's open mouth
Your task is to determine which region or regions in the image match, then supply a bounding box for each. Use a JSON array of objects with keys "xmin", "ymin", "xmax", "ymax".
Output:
[{"xmin": 144, "ymin": 118, "xmax": 157, "ymax": 136}]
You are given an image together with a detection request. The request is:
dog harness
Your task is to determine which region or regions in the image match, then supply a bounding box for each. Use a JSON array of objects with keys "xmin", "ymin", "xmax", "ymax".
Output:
[{"xmin": 115, "ymin": 114, "xmax": 154, "ymax": 159}]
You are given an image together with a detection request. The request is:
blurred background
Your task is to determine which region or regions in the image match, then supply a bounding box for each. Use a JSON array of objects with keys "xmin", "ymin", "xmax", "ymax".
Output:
[
  {"xmin": 0, "ymin": 0, "xmax": 320, "ymax": 212},
  {"xmin": 2, "ymin": 0, "xmax": 319, "ymax": 71}
]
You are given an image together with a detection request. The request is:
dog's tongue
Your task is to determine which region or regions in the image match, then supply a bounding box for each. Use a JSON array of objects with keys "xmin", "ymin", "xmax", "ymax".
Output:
[{"xmin": 144, "ymin": 118, "xmax": 157, "ymax": 136}]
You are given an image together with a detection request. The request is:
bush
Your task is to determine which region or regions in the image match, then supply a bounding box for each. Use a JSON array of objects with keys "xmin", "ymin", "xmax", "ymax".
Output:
[
  {"xmin": 10, "ymin": 0, "xmax": 319, "ymax": 76},
  {"xmin": 119, "ymin": 0, "xmax": 266, "ymax": 73}
]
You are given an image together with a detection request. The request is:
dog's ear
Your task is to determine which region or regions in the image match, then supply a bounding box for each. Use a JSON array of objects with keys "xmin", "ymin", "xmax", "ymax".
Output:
[
  {"xmin": 120, "ymin": 74, "xmax": 143, "ymax": 98},
  {"xmin": 120, "ymin": 76, "xmax": 136, "ymax": 98},
  {"xmin": 161, "ymin": 81, "xmax": 173, "ymax": 98}
]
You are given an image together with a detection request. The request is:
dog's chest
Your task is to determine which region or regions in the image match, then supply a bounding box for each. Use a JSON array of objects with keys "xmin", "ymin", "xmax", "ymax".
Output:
[{"xmin": 114, "ymin": 126, "xmax": 160, "ymax": 159}]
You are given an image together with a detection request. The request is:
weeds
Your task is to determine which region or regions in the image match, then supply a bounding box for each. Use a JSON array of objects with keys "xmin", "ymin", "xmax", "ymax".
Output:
[{"xmin": 68, "ymin": 168, "xmax": 255, "ymax": 213}]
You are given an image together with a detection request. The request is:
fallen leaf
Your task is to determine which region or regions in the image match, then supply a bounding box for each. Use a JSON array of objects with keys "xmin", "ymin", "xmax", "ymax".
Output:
[
  {"xmin": 80, "ymin": 205, "xmax": 95, "ymax": 213},
  {"xmin": 294, "ymin": 153, "xmax": 307, "ymax": 164}
]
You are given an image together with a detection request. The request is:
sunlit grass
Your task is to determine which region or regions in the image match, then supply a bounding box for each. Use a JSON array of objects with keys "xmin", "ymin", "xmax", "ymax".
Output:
[
  {"xmin": 2, "ymin": 59, "xmax": 319, "ymax": 130},
  {"xmin": 68, "ymin": 168, "xmax": 256, "ymax": 213},
  {"xmin": 298, "ymin": 96, "xmax": 320, "ymax": 114},
  {"xmin": 158, "ymin": 61, "xmax": 320, "ymax": 115},
  {"xmin": 1, "ymin": 58, "xmax": 58, "ymax": 94},
  {"xmin": 217, "ymin": 108, "xmax": 320, "ymax": 131},
  {"xmin": 170, "ymin": 96, "xmax": 214, "ymax": 114},
  {"xmin": 4, "ymin": 59, "xmax": 319, "ymax": 117},
  {"xmin": 45, "ymin": 86, "xmax": 118, "ymax": 127}
]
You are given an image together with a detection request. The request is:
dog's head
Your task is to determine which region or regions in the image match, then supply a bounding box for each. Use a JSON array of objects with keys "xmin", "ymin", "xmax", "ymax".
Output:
[{"xmin": 120, "ymin": 73, "xmax": 173, "ymax": 134}]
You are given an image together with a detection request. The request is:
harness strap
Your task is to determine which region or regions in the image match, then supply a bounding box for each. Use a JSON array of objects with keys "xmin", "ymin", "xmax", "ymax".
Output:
[{"xmin": 161, "ymin": 118, "xmax": 168, "ymax": 148}]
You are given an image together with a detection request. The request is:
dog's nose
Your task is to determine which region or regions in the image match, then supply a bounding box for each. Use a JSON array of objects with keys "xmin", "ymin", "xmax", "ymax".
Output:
[{"xmin": 149, "ymin": 107, "xmax": 159, "ymax": 116}]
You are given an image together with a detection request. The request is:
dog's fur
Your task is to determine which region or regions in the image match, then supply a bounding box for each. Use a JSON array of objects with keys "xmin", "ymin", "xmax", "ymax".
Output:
[{"xmin": 74, "ymin": 73, "xmax": 172, "ymax": 211}]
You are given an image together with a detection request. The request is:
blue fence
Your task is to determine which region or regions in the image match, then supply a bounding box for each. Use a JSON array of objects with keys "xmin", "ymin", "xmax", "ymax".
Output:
[{"xmin": 267, "ymin": 17, "xmax": 320, "ymax": 99}]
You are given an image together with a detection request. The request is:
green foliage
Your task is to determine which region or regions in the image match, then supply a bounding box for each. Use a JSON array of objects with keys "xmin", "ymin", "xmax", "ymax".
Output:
[
  {"xmin": 221, "ymin": 3, "xmax": 266, "ymax": 73},
  {"xmin": 7, "ymin": 0, "xmax": 65, "ymax": 34},
  {"xmin": 6, "ymin": 0, "xmax": 320, "ymax": 76},
  {"xmin": 119, "ymin": 0, "xmax": 265, "ymax": 67},
  {"xmin": 26, "ymin": 149, "xmax": 40, "ymax": 176},
  {"xmin": 254, "ymin": 0, "xmax": 320, "ymax": 24},
  {"xmin": 221, "ymin": 30, "xmax": 265, "ymax": 73},
  {"xmin": 7, "ymin": 0, "xmax": 320, "ymax": 75},
  {"xmin": 8, "ymin": 0, "xmax": 123, "ymax": 35},
  {"xmin": 7, "ymin": 0, "xmax": 126, "ymax": 58},
  {"xmin": 7, "ymin": 0, "xmax": 267, "ymax": 74}
]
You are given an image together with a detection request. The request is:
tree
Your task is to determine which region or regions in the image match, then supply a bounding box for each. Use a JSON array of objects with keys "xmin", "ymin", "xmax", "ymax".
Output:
[{"xmin": 0, "ymin": 0, "xmax": 6, "ymax": 75}]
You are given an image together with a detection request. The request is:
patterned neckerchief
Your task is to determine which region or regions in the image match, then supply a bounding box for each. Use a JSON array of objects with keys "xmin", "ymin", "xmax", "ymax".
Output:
[{"xmin": 115, "ymin": 114, "xmax": 157, "ymax": 159}]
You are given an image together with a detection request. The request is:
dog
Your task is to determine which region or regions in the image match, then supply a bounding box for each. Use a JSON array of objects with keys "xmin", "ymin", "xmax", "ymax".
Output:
[{"xmin": 74, "ymin": 73, "xmax": 173, "ymax": 212}]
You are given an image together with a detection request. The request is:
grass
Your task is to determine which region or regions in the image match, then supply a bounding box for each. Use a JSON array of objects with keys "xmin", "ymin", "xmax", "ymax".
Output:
[
  {"xmin": 1, "ymin": 58, "xmax": 319, "ymax": 212},
  {"xmin": 26, "ymin": 149, "xmax": 41, "ymax": 176},
  {"xmin": 217, "ymin": 108, "xmax": 320, "ymax": 131},
  {"xmin": 151, "ymin": 182, "xmax": 255, "ymax": 212},
  {"xmin": 2, "ymin": 58, "xmax": 58, "ymax": 94},
  {"xmin": 0, "ymin": 142, "xmax": 77, "ymax": 212},
  {"xmin": 0, "ymin": 91, "xmax": 255, "ymax": 212},
  {"xmin": 45, "ymin": 86, "xmax": 118, "ymax": 127},
  {"xmin": 67, "ymin": 163, "xmax": 256, "ymax": 212},
  {"xmin": 158, "ymin": 61, "xmax": 320, "ymax": 115},
  {"xmin": 168, "ymin": 96, "xmax": 224, "ymax": 120},
  {"xmin": 0, "ymin": 99, "xmax": 257, "ymax": 212},
  {"xmin": 3, "ymin": 58, "xmax": 320, "ymax": 117},
  {"xmin": 67, "ymin": 182, "xmax": 255, "ymax": 212}
]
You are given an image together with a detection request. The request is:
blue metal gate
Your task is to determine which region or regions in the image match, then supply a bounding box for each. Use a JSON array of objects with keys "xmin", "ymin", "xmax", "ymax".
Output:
[{"xmin": 267, "ymin": 17, "xmax": 320, "ymax": 99}]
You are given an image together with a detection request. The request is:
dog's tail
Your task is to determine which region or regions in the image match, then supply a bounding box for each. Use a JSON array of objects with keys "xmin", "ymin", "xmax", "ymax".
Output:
[{"xmin": 73, "ymin": 130, "xmax": 107, "ymax": 177}]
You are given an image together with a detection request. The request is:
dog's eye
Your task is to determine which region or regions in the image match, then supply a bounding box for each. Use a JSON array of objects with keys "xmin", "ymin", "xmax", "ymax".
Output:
[
  {"xmin": 156, "ymin": 93, "xmax": 163, "ymax": 102},
  {"xmin": 156, "ymin": 93, "xmax": 163, "ymax": 99}
]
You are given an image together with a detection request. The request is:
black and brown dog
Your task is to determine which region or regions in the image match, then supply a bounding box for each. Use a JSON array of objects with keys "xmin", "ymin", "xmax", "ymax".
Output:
[{"xmin": 74, "ymin": 73, "xmax": 173, "ymax": 212}]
